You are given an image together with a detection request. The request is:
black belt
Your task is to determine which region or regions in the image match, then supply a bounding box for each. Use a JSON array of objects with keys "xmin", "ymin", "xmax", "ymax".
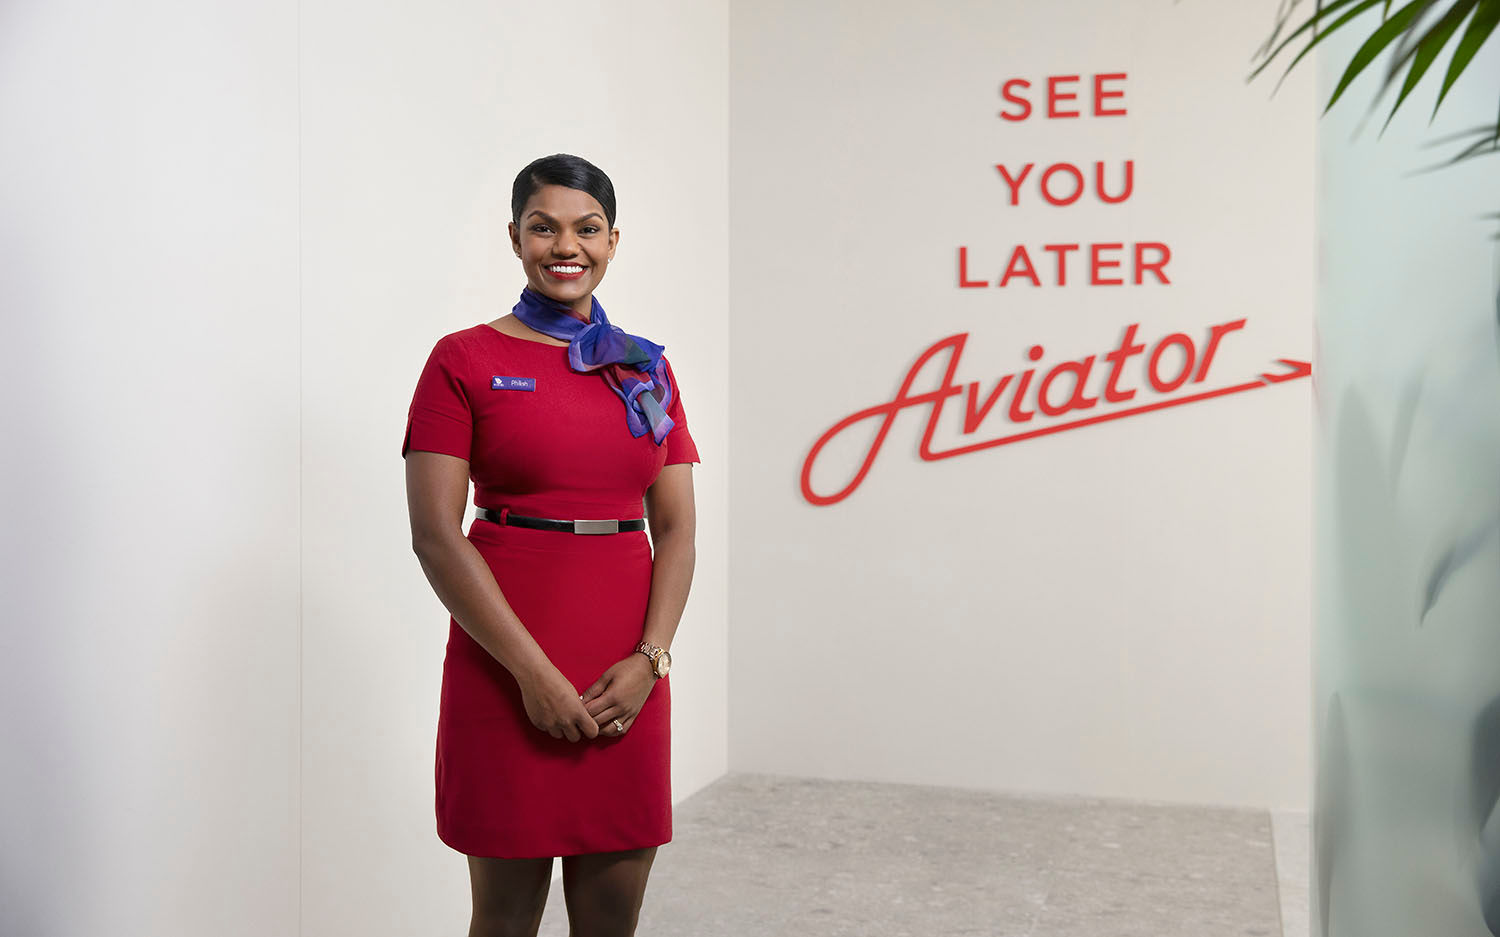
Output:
[{"xmin": 476, "ymin": 506, "xmax": 645, "ymax": 535}]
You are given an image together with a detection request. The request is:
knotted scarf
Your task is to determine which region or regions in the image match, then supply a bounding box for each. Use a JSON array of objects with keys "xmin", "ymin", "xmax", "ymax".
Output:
[{"xmin": 511, "ymin": 286, "xmax": 676, "ymax": 444}]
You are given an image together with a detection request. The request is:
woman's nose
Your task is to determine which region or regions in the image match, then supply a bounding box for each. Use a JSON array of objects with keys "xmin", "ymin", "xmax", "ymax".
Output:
[{"xmin": 553, "ymin": 231, "xmax": 579, "ymax": 255}]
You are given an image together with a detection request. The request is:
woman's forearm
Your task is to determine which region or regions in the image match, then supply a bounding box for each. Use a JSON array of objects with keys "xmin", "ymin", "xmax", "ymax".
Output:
[
  {"xmin": 412, "ymin": 531, "xmax": 554, "ymax": 684},
  {"xmin": 640, "ymin": 529, "xmax": 696, "ymax": 651}
]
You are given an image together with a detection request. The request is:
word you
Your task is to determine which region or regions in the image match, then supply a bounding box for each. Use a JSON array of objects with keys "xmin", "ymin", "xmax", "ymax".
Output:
[
  {"xmin": 995, "ymin": 161, "xmax": 1134, "ymax": 206},
  {"xmin": 799, "ymin": 320, "xmax": 1310, "ymax": 506}
]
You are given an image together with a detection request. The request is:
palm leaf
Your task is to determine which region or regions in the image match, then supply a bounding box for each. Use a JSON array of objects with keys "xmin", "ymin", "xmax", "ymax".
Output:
[
  {"xmin": 1255, "ymin": 0, "xmax": 1298, "ymax": 60},
  {"xmin": 1250, "ymin": 0, "xmax": 1373, "ymax": 82},
  {"xmin": 1408, "ymin": 124, "xmax": 1500, "ymax": 172},
  {"xmin": 1251, "ymin": 0, "xmax": 1500, "ymax": 232},
  {"xmin": 1433, "ymin": 0, "xmax": 1500, "ymax": 118},
  {"xmin": 1423, "ymin": 122, "xmax": 1500, "ymax": 144},
  {"xmin": 1255, "ymin": 0, "xmax": 1331, "ymax": 61},
  {"xmin": 1255, "ymin": 0, "xmax": 1499, "ymax": 135},
  {"xmin": 1325, "ymin": 0, "xmax": 1435, "ymax": 113},
  {"xmin": 1383, "ymin": 0, "xmax": 1453, "ymax": 75},
  {"xmin": 1436, "ymin": 131, "xmax": 1500, "ymax": 164},
  {"xmin": 1335, "ymin": 0, "xmax": 1443, "ymax": 128},
  {"xmin": 1441, "ymin": 135, "xmax": 1499, "ymax": 164},
  {"xmin": 1381, "ymin": 0, "xmax": 1478, "ymax": 132},
  {"xmin": 1259, "ymin": 0, "xmax": 1392, "ymax": 95}
]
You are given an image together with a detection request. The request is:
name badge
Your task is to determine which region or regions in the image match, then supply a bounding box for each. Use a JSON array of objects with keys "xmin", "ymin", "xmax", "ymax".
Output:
[{"xmin": 492, "ymin": 376, "xmax": 536, "ymax": 391}]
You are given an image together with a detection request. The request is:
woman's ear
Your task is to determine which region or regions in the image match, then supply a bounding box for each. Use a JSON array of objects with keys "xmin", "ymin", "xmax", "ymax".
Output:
[
  {"xmin": 608, "ymin": 226, "xmax": 620, "ymax": 260},
  {"xmin": 508, "ymin": 221, "xmax": 521, "ymax": 257}
]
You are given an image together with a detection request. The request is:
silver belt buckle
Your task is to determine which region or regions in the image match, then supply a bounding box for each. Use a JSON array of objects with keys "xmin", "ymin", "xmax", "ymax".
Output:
[{"xmin": 573, "ymin": 518, "xmax": 620, "ymax": 535}]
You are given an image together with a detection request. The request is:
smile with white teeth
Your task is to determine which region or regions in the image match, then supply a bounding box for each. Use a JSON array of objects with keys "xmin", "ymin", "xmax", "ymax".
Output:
[{"xmin": 546, "ymin": 264, "xmax": 584, "ymax": 274}]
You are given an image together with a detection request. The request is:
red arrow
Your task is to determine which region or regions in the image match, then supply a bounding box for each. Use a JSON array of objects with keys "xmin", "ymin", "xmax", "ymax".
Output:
[
  {"xmin": 921, "ymin": 358, "xmax": 1312, "ymax": 461},
  {"xmin": 1262, "ymin": 358, "xmax": 1312, "ymax": 383}
]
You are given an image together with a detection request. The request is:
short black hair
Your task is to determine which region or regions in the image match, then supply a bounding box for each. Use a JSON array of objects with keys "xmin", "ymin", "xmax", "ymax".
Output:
[{"xmin": 511, "ymin": 154, "xmax": 617, "ymax": 230}]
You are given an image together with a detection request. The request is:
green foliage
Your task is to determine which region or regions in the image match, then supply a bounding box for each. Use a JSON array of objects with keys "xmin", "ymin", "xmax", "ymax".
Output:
[{"xmin": 1252, "ymin": 0, "xmax": 1500, "ymax": 163}]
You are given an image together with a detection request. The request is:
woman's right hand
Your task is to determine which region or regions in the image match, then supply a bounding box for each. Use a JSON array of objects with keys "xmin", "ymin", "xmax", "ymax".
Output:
[{"xmin": 516, "ymin": 666, "xmax": 600, "ymax": 742}]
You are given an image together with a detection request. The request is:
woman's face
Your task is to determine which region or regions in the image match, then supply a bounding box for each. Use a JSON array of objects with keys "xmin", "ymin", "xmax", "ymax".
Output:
[{"xmin": 508, "ymin": 184, "xmax": 619, "ymax": 319}]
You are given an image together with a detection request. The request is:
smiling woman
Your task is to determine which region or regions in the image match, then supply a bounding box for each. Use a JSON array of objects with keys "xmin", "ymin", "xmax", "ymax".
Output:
[
  {"xmin": 401, "ymin": 154, "xmax": 701, "ymax": 937},
  {"xmin": 509, "ymin": 169, "xmax": 619, "ymax": 317}
]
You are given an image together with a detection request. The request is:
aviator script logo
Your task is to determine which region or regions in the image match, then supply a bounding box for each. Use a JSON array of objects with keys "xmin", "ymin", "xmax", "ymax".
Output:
[{"xmin": 798, "ymin": 319, "xmax": 1310, "ymax": 507}]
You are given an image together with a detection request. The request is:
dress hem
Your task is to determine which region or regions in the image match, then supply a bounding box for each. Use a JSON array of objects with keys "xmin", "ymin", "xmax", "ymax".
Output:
[{"xmin": 436, "ymin": 822, "xmax": 673, "ymax": 859}]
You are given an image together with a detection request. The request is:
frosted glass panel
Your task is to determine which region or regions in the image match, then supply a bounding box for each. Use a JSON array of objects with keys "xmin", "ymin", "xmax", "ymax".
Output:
[{"xmin": 1314, "ymin": 22, "xmax": 1500, "ymax": 937}]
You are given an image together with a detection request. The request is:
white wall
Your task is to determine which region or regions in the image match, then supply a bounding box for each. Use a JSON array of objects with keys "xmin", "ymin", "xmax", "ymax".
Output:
[
  {"xmin": 728, "ymin": 0, "xmax": 1316, "ymax": 808},
  {"xmin": 0, "ymin": 3, "xmax": 728, "ymax": 935},
  {"xmin": 2, "ymin": 1, "xmax": 1330, "ymax": 931},
  {"xmin": 0, "ymin": 3, "xmax": 301, "ymax": 936},
  {"xmin": 1314, "ymin": 18, "xmax": 1500, "ymax": 937},
  {"xmin": 299, "ymin": 2, "xmax": 730, "ymax": 934}
]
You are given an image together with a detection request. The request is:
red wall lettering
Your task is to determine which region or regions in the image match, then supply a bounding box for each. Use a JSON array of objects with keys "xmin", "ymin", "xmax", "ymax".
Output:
[
  {"xmin": 1096, "ymin": 160, "xmax": 1134, "ymax": 203},
  {"xmin": 1044, "ymin": 243, "xmax": 1080, "ymax": 285},
  {"xmin": 799, "ymin": 323, "xmax": 1309, "ymax": 506},
  {"xmin": 955, "ymin": 242, "xmax": 1174, "ymax": 288},
  {"xmin": 1047, "ymin": 75, "xmax": 1082, "ymax": 119},
  {"xmin": 1147, "ymin": 334, "xmax": 1196, "ymax": 392},
  {"xmin": 995, "ymin": 163, "xmax": 1033, "ymax": 205},
  {"xmin": 998, "ymin": 79, "xmax": 1032, "ymax": 121},
  {"xmin": 996, "ymin": 72, "xmax": 1130, "ymax": 121},
  {"xmin": 1194, "ymin": 319, "xmax": 1247, "ymax": 380},
  {"xmin": 1037, "ymin": 356, "xmax": 1100, "ymax": 416},
  {"xmin": 1102, "ymin": 324, "xmax": 1145, "ymax": 402},
  {"xmin": 806, "ymin": 71, "xmax": 1306, "ymax": 507},
  {"xmin": 1093, "ymin": 73, "xmax": 1128, "ymax": 116},
  {"xmin": 1134, "ymin": 243, "xmax": 1171, "ymax": 284},
  {"xmin": 1041, "ymin": 163, "xmax": 1086, "ymax": 206},
  {"xmin": 1000, "ymin": 246, "xmax": 1041, "ymax": 287},
  {"xmin": 1008, "ymin": 345, "xmax": 1047, "ymax": 423},
  {"xmin": 1090, "ymin": 243, "xmax": 1124, "ymax": 286},
  {"xmin": 957, "ymin": 246, "xmax": 988, "ymax": 288},
  {"xmin": 995, "ymin": 161, "xmax": 1135, "ymax": 206}
]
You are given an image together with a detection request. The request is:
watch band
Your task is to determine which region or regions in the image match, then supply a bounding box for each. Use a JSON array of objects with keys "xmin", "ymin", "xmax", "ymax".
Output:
[{"xmin": 635, "ymin": 641, "xmax": 670, "ymax": 678}]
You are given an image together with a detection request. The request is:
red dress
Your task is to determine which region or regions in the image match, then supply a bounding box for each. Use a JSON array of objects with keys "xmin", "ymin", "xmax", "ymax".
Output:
[{"xmin": 401, "ymin": 322, "xmax": 700, "ymax": 858}]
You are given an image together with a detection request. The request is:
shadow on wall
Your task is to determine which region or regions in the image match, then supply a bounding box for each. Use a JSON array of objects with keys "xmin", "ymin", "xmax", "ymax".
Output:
[
  {"xmin": 0, "ymin": 233, "xmax": 92, "ymax": 937},
  {"xmin": 1316, "ymin": 283, "xmax": 1500, "ymax": 937}
]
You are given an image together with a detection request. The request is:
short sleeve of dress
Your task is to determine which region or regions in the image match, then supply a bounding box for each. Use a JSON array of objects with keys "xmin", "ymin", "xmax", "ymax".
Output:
[
  {"xmin": 661, "ymin": 356, "xmax": 701, "ymax": 466},
  {"xmin": 402, "ymin": 335, "xmax": 473, "ymax": 460}
]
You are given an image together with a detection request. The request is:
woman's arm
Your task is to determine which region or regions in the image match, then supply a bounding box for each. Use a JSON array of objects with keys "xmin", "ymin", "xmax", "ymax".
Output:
[
  {"xmin": 639, "ymin": 462, "xmax": 698, "ymax": 653},
  {"xmin": 405, "ymin": 450, "xmax": 599, "ymax": 741},
  {"xmin": 580, "ymin": 462, "xmax": 697, "ymax": 732}
]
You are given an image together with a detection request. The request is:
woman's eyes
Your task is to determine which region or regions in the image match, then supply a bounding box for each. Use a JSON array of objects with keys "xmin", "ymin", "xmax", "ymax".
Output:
[{"xmin": 529, "ymin": 225, "xmax": 600, "ymax": 235}]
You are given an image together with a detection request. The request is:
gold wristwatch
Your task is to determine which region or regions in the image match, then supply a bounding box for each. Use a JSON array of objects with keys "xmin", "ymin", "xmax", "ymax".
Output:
[{"xmin": 635, "ymin": 641, "xmax": 672, "ymax": 678}]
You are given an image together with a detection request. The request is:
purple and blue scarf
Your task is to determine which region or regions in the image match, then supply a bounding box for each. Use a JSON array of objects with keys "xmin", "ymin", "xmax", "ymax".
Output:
[{"xmin": 511, "ymin": 286, "xmax": 676, "ymax": 444}]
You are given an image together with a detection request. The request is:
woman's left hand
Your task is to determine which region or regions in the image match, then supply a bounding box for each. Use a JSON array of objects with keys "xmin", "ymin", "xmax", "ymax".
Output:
[{"xmin": 581, "ymin": 654, "xmax": 657, "ymax": 737}]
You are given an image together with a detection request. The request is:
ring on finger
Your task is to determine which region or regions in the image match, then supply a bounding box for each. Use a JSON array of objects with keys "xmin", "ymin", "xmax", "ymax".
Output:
[{"xmin": 612, "ymin": 718, "xmax": 625, "ymax": 733}]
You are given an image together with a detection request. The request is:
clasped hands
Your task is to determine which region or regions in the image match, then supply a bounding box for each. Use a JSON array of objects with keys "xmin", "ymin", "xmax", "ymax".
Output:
[{"xmin": 518, "ymin": 653, "xmax": 657, "ymax": 742}]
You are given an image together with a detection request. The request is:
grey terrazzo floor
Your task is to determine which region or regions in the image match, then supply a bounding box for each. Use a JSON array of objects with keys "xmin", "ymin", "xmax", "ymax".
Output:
[{"xmin": 536, "ymin": 773, "xmax": 1299, "ymax": 937}]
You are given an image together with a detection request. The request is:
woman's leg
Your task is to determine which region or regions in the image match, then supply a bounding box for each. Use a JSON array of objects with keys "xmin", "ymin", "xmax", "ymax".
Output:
[
  {"xmin": 466, "ymin": 854, "xmax": 555, "ymax": 937},
  {"xmin": 560, "ymin": 846, "xmax": 658, "ymax": 937}
]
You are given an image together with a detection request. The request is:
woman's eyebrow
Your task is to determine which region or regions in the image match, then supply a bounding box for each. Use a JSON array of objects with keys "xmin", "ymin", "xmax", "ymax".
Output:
[{"xmin": 525, "ymin": 209, "xmax": 604, "ymax": 224}]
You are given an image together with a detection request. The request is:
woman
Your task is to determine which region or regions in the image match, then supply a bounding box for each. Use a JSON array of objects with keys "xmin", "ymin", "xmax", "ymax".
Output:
[{"xmin": 401, "ymin": 153, "xmax": 699, "ymax": 937}]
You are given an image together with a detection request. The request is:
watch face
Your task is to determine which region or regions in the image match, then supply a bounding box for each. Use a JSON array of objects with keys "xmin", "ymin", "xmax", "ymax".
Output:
[{"xmin": 656, "ymin": 650, "xmax": 672, "ymax": 676}]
